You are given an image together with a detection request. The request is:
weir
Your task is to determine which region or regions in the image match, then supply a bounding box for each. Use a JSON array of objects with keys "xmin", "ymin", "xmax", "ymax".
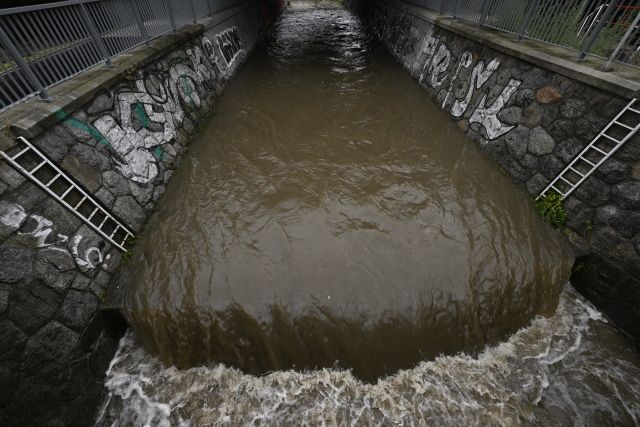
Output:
[{"xmin": 0, "ymin": 0, "xmax": 640, "ymax": 425}]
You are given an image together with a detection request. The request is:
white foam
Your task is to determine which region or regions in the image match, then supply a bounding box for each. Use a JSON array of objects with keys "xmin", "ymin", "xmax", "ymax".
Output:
[{"xmin": 97, "ymin": 285, "xmax": 640, "ymax": 426}]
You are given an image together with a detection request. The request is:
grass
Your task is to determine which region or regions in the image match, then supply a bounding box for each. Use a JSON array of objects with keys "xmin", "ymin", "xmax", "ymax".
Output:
[{"xmin": 535, "ymin": 192, "xmax": 566, "ymax": 229}]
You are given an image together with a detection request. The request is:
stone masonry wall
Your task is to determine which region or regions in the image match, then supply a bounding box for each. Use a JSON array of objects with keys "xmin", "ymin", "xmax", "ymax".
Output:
[
  {"xmin": 349, "ymin": 0, "xmax": 640, "ymax": 347},
  {"xmin": 0, "ymin": 1, "xmax": 283, "ymax": 425}
]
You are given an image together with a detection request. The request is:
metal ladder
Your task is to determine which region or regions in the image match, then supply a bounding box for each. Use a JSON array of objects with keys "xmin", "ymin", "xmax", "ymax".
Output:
[
  {"xmin": 538, "ymin": 98, "xmax": 640, "ymax": 200},
  {"xmin": 0, "ymin": 136, "xmax": 134, "ymax": 252}
]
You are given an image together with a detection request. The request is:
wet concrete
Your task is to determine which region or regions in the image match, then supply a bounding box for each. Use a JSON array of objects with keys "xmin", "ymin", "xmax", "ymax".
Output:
[{"xmin": 114, "ymin": 1, "xmax": 573, "ymax": 381}]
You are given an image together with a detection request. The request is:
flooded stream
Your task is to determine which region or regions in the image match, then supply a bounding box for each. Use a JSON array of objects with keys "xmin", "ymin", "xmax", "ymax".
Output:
[{"xmin": 101, "ymin": 2, "xmax": 640, "ymax": 424}]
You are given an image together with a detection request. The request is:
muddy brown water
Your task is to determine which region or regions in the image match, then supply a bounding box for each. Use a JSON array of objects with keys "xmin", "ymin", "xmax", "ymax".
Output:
[
  {"xmin": 115, "ymin": 2, "xmax": 573, "ymax": 381},
  {"xmin": 101, "ymin": 3, "xmax": 640, "ymax": 425}
]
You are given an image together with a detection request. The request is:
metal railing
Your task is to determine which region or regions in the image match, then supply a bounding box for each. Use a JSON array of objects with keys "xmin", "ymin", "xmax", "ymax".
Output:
[
  {"xmin": 435, "ymin": 0, "xmax": 640, "ymax": 69},
  {"xmin": 0, "ymin": 0, "xmax": 244, "ymax": 112}
]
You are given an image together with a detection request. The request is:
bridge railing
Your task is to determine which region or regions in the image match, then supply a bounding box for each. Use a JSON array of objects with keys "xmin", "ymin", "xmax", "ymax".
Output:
[
  {"xmin": 0, "ymin": 0, "xmax": 243, "ymax": 113},
  {"xmin": 431, "ymin": 0, "xmax": 640, "ymax": 70}
]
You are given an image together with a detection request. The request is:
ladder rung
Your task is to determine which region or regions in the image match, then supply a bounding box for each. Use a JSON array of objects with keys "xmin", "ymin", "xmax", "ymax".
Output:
[
  {"xmin": 568, "ymin": 167, "xmax": 584, "ymax": 177},
  {"xmin": 550, "ymin": 185, "xmax": 565, "ymax": 196},
  {"xmin": 73, "ymin": 195, "xmax": 87, "ymax": 210},
  {"xmin": 60, "ymin": 185, "xmax": 74, "ymax": 199},
  {"xmin": 613, "ymin": 121, "xmax": 635, "ymax": 131},
  {"xmin": 628, "ymin": 107, "xmax": 640, "ymax": 114},
  {"xmin": 590, "ymin": 145, "xmax": 608, "ymax": 155},
  {"xmin": 87, "ymin": 208, "xmax": 99, "ymax": 221},
  {"xmin": 578, "ymin": 157, "xmax": 596, "ymax": 167},
  {"xmin": 121, "ymin": 233, "xmax": 131, "ymax": 246},
  {"xmin": 12, "ymin": 146, "xmax": 31, "ymax": 160},
  {"xmin": 45, "ymin": 173, "xmax": 61, "ymax": 187},
  {"xmin": 97, "ymin": 215, "xmax": 109, "ymax": 230},
  {"xmin": 109, "ymin": 225, "xmax": 120, "ymax": 239},
  {"xmin": 30, "ymin": 160, "xmax": 47, "ymax": 174},
  {"xmin": 601, "ymin": 134, "xmax": 620, "ymax": 144},
  {"xmin": 559, "ymin": 176, "xmax": 574, "ymax": 185}
]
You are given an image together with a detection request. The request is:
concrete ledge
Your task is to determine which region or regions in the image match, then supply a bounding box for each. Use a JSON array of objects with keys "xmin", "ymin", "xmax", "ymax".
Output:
[
  {"xmin": 393, "ymin": 0, "xmax": 640, "ymax": 99},
  {"xmin": 0, "ymin": 2, "xmax": 250, "ymax": 140}
]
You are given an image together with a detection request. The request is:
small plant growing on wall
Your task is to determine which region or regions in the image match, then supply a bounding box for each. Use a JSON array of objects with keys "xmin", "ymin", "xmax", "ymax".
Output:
[{"xmin": 535, "ymin": 192, "xmax": 566, "ymax": 229}]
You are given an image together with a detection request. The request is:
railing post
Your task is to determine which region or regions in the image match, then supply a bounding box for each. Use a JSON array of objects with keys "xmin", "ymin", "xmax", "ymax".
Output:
[
  {"xmin": 452, "ymin": 0, "xmax": 459, "ymax": 18},
  {"xmin": 479, "ymin": 0, "xmax": 490, "ymax": 26},
  {"xmin": 189, "ymin": 0, "xmax": 197, "ymax": 22},
  {"xmin": 162, "ymin": 0, "xmax": 177, "ymax": 32},
  {"xmin": 603, "ymin": 9, "xmax": 640, "ymax": 69},
  {"xmin": 517, "ymin": 0, "xmax": 539, "ymax": 41},
  {"xmin": 79, "ymin": 2, "xmax": 111, "ymax": 65},
  {"xmin": 578, "ymin": 0, "xmax": 621, "ymax": 61},
  {"xmin": 131, "ymin": 0, "xmax": 150, "ymax": 44},
  {"xmin": 207, "ymin": 0, "xmax": 214, "ymax": 15},
  {"xmin": 0, "ymin": 26, "xmax": 50, "ymax": 101},
  {"xmin": 440, "ymin": 0, "xmax": 449, "ymax": 15}
]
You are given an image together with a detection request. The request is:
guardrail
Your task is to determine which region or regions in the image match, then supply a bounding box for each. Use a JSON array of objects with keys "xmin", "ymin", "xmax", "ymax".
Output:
[
  {"xmin": 0, "ymin": 0, "xmax": 243, "ymax": 112},
  {"xmin": 413, "ymin": 0, "xmax": 640, "ymax": 70}
]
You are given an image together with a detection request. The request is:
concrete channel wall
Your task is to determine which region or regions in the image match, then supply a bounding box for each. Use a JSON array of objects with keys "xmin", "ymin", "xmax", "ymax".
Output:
[
  {"xmin": 0, "ymin": 0, "xmax": 283, "ymax": 425},
  {"xmin": 349, "ymin": 0, "xmax": 640, "ymax": 349}
]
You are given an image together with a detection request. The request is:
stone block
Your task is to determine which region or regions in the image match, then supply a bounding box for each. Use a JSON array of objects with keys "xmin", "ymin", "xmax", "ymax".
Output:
[
  {"xmin": 86, "ymin": 93, "xmax": 114, "ymax": 115},
  {"xmin": 591, "ymin": 226, "xmax": 637, "ymax": 264},
  {"xmin": 61, "ymin": 153, "xmax": 103, "ymax": 193},
  {"xmin": 573, "ymin": 176, "xmax": 611, "ymax": 207},
  {"xmin": 22, "ymin": 321, "xmax": 79, "ymax": 373},
  {"xmin": 526, "ymin": 173, "xmax": 548, "ymax": 195},
  {"xmin": 0, "ymin": 244, "xmax": 34, "ymax": 283},
  {"xmin": 612, "ymin": 181, "xmax": 640, "ymax": 210},
  {"xmin": 94, "ymin": 187, "xmax": 115, "ymax": 209},
  {"xmin": 7, "ymin": 279, "xmax": 62, "ymax": 334},
  {"xmin": 555, "ymin": 137, "xmax": 587, "ymax": 163},
  {"xmin": 559, "ymin": 98, "xmax": 586, "ymax": 119},
  {"xmin": 538, "ymin": 154, "xmax": 564, "ymax": 180},
  {"xmin": 498, "ymin": 106, "xmax": 523, "ymax": 126},
  {"xmin": 112, "ymin": 196, "xmax": 145, "ymax": 231},
  {"xmin": 34, "ymin": 257, "xmax": 75, "ymax": 293},
  {"xmin": 503, "ymin": 125, "xmax": 529, "ymax": 158},
  {"xmin": 521, "ymin": 103, "xmax": 542, "ymax": 128},
  {"xmin": 129, "ymin": 182, "xmax": 154, "ymax": 206},
  {"xmin": 596, "ymin": 158, "xmax": 630, "ymax": 184},
  {"xmin": 102, "ymin": 171, "xmax": 131, "ymax": 196},
  {"xmin": 528, "ymin": 126, "xmax": 555, "ymax": 155},
  {"xmin": 0, "ymin": 283, "xmax": 9, "ymax": 314},
  {"xmin": 547, "ymin": 119, "xmax": 574, "ymax": 141},
  {"xmin": 57, "ymin": 290, "xmax": 99, "ymax": 331},
  {"xmin": 535, "ymin": 86, "xmax": 562, "ymax": 104},
  {"xmin": 0, "ymin": 319, "xmax": 27, "ymax": 362},
  {"xmin": 32, "ymin": 126, "xmax": 74, "ymax": 162}
]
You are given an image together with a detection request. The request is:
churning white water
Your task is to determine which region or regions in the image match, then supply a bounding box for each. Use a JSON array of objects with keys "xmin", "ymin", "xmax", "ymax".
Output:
[{"xmin": 97, "ymin": 285, "xmax": 640, "ymax": 426}]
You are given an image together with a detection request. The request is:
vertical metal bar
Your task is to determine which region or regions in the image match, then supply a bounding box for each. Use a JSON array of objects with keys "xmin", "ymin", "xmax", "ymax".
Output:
[
  {"xmin": 439, "ymin": 0, "xmax": 448, "ymax": 14},
  {"xmin": 578, "ymin": 0, "xmax": 621, "ymax": 60},
  {"xmin": 517, "ymin": 0, "xmax": 539, "ymax": 40},
  {"xmin": 0, "ymin": 25, "xmax": 50, "ymax": 101},
  {"xmin": 452, "ymin": 0, "xmax": 459, "ymax": 18},
  {"xmin": 131, "ymin": 0, "xmax": 151, "ymax": 43},
  {"xmin": 603, "ymin": 8, "xmax": 640, "ymax": 69},
  {"xmin": 207, "ymin": 0, "xmax": 213, "ymax": 15},
  {"xmin": 479, "ymin": 0, "xmax": 490, "ymax": 25},
  {"xmin": 79, "ymin": 1, "xmax": 111, "ymax": 65},
  {"xmin": 162, "ymin": 0, "xmax": 177, "ymax": 32},
  {"xmin": 189, "ymin": 0, "xmax": 197, "ymax": 22}
]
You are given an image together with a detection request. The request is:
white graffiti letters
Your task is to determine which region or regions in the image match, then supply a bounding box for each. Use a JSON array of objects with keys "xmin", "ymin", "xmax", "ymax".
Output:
[
  {"xmin": 451, "ymin": 58, "xmax": 501, "ymax": 118},
  {"xmin": 92, "ymin": 27, "xmax": 244, "ymax": 185},
  {"xmin": 0, "ymin": 202, "xmax": 105, "ymax": 271},
  {"xmin": 469, "ymin": 79, "xmax": 522, "ymax": 139}
]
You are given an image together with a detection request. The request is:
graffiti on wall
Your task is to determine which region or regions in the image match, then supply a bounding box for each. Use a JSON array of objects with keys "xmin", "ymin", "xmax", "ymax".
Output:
[
  {"xmin": 360, "ymin": 1, "xmax": 521, "ymax": 141},
  {"xmin": 85, "ymin": 27, "xmax": 246, "ymax": 185},
  {"xmin": 417, "ymin": 34, "xmax": 522, "ymax": 140},
  {"xmin": 0, "ymin": 202, "xmax": 108, "ymax": 271}
]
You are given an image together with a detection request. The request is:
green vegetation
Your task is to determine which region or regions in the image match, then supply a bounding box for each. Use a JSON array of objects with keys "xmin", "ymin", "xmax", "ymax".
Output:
[
  {"xmin": 535, "ymin": 192, "xmax": 566, "ymax": 229},
  {"xmin": 122, "ymin": 250, "xmax": 133, "ymax": 264},
  {"xmin": 492, "ymin": 2, "xmax": 629, "ymax": 58}
]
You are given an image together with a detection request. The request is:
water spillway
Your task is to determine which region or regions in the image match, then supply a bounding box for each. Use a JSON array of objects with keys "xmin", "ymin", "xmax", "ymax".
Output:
[{"xmin": 114, "ymin": 2, "xmax": 573, "ymax": 382}]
